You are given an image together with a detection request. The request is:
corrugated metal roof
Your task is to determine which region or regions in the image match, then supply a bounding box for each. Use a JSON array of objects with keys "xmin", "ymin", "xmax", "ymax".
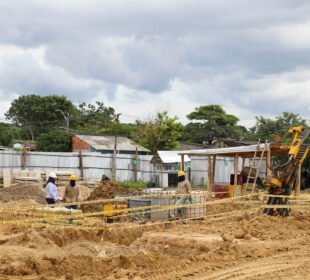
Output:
[
  {"xmin": 178, "ymin": 144, "xmax": 270, "ymax": 157},
  {"xmin": 76, "ymin": 135, "xmax": 150, "ymax": 152},
  {"xmin": 157, "ymin": 151, "xmax": 191, "ymax": 164}
]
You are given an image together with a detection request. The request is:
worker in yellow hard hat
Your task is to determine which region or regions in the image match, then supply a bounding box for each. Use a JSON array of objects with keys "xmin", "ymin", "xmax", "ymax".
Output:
[
  {"xmin": 63, "ymin": 174, "xmax": 80, "ymax": 209},
  {"xmin": 174, "ymin": 170, "xmax": 192, "ymax": 218}
]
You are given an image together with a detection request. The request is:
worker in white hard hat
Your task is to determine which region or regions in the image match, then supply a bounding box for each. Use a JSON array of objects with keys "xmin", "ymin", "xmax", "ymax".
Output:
[
  {"xmin": 175, "ymin": 170, "xmax": 192, "ymax": 218},
  {"xmin": 45, "ymin": 172, "xmax": 59, "ymax": 205},
  {"xmin": 63, "ymin": 174, "xmax": 80, "ymax": 209}
]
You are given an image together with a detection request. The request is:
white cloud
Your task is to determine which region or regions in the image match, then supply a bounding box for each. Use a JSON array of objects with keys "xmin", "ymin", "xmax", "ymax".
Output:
[{"xmin": 0, "ymin": 1, "xmax": 310, "ymax": 129}]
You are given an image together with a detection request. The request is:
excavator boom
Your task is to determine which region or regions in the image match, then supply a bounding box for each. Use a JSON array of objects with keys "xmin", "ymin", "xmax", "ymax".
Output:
[{"xmin": 263, "ymin": 126, "xmax": 309, "ymax": 216}]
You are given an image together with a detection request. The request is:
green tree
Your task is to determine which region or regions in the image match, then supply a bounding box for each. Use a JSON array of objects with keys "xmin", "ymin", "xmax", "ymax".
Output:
[
  {"xmin": 183, "ymin": 105, "xmax": 247, "ymax": 144},
  {"xmin": 0, "ymin": 123, "xmax": 21, "ymax": 146},
  {"xmin": 5, "ymin": 95, "xmax": 75, "ymax": 140},
  {"xmin": 36, "ymin": 130, "xmax": 72, "ymax": 152},
  {"xmin": 133, "ymin": 112, "xmax": 182, "ymax": 153},
  {"xmin": 99, "ymin": 123, "xmax": 136, "ymax": 137},
  {"xmin": 75, "ymin": 101, "xmax": 115, "ymax": 132},
  {"xmin": 248, "ymin": 112, "xmax": 308, "ymax": 142}
]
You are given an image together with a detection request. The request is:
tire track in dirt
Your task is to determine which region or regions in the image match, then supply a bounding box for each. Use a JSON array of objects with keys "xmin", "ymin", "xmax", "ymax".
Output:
[
  {"xmin": 149, "ymin": 253, "xmax": 310, "ymax": 280},
  {"xmin": 193, "ymin": 260, "xmax": 305, "ymax": 280}
]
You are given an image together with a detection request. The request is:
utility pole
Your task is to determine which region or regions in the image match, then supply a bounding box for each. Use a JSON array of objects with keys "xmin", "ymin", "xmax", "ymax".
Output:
[
  {"xmin": 56, "ymin": 109, "xmax": 70, "ymax": 132},
  {"xmin": 111, "ymin": 113, "xmax": 121, "ymax": 181}
]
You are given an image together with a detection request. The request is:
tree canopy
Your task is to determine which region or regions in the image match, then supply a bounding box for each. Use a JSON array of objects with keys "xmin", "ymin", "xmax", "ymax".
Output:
[
  {"xmin": 182, "ymin": 105, "xmax": 247, "ymax": 144},
  {"xmin": 133, "ymin": 112, "xmax": 182, "ymax": 153},
  {"xmin": 4, "ymin": 95, "xmax": 309, "ymax": 153},
  {"xmin": 0, "ymin": 123, "xmax": 21, "ymax": 146},
  {"xmin": 248, "ymin": 112, "xmax": 308, "ymax": 142},
  {"xmin": 75, "ymin": 101, "xmax": 115, "ymax": 132},
  {"xmin": 5, "ymin": 95, "xmax": 75, "ymax": 140}
]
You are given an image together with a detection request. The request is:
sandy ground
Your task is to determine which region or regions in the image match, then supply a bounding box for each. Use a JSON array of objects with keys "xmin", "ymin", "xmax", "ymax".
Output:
[
  {"xmin": 0, "ymin": 201, "xmax": 309, "ymax": 280},
  {"xmin": 0, "ymin": 182, "xmax": 309, "ymax": 279}
]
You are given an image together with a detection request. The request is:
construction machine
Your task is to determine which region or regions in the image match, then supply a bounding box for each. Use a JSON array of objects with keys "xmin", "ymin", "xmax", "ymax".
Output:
[
  {"xmin": 263, "ymin": 126, "xmax": 310, "ymax": 216},
  {"xmin": 103, "ymin": 201, "xmax": 129, "ymax": 223}
]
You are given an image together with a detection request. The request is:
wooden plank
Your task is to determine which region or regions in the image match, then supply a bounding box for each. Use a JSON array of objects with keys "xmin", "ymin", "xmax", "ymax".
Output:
[
  {"xmin": 212, "ymin": 155, "xmax": 216, "ymax": 187},
  {"xmin": 294, "ymin": 164, "xmax": 301, "ymax": 195},
  {"xmin": 242, "ymin": 157, "xmax": 245, "ymax": 170},
  {"xmin": 208, "ymin": 156, "xmax": 212, "ymax": 193},
  {"xmin": 234, "ymin": 153, "xmax": 239, "ymax": 186},
  {"xmin": 266, "ymin": 147, "xmax": 272, "ymax": 176}
]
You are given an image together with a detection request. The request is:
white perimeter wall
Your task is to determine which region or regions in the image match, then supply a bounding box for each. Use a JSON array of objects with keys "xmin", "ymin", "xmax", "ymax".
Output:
[{"xmin": 0, "ymin": 151, "xmax": 266, "ymax": 185}]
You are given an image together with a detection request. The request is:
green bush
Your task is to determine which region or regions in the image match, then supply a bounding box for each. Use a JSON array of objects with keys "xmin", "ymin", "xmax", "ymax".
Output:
[
  {"xmin": 36, "ymin": 130, "xmax": 72, "ymax": 152},
  {"xmin": 117, "ymin": 180, "xmax": 147, "ymax": 189}
]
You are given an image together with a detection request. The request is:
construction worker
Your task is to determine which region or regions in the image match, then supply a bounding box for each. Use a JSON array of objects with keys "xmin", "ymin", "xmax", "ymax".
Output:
[
  {"xmin": 45, "ymin": 172, "xmax": 58, "ymax": 205},
  {"xmin": 62, "ymin": 174, "xmax": 80, "ymax": 209},
  {"xmin": 175, "ymin": 170, "xmax": 192, "ymax": 218}
]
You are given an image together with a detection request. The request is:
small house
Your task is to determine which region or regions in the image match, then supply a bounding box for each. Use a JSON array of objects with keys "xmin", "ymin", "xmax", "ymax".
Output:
[
  {"xmin": 72, "ymin": 134, "xmax": 150, "ymax": 155},
  {"xmin": 150, "ymin": 151, "xmax": 191, "ymax": 187}
]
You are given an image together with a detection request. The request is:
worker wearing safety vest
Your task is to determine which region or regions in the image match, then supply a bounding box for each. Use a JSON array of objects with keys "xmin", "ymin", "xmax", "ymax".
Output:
[{"xmin": 63, "ymin": 175, "xmax": 80, "ymax": 209}]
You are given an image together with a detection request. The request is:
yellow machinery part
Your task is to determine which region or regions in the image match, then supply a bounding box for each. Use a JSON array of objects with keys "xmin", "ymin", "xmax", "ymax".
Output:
[
  {"xmin": 103, "ymin": 204, "xmax": 114, "ymax": 217},
  {"xmin": 270, "ymin": 177, "xmax": 283, "ymax": 188},
  {"xmin": 289, "ymin": 139, "xmax": 302, "ymax": 157},
  {"xmin": 103, "ymin": 203, "xmax": 128, "ymax": 217}
]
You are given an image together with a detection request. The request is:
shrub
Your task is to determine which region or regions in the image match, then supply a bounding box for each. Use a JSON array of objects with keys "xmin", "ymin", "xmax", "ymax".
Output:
[
  {"xmin": 117, "ymin": 181, "xmax": 147, "ymax": 189},
  {"xmin": 36, "ymin": 130, "xmax": 72, "ymax": 152}
]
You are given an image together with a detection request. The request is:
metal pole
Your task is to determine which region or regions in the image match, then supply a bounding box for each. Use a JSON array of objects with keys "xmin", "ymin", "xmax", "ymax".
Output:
[{"xmin": 56, "ymin": 109, "xmax": 70, "ymax": 132}]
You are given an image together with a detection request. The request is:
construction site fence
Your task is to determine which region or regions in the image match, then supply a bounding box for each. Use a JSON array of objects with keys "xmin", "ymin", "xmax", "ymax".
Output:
[
  {"xmin": 0, "ymin": 151, "xmax": 266, "ymax": 186},
  {"xmin": 1, "ymin": 193, "xmax": 310, "ymax": 231}
]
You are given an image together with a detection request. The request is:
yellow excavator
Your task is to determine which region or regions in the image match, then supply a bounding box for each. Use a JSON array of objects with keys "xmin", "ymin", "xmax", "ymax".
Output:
[{"xmin": 263, "ymin": 126, "xmax": 310, "ymax": 216}]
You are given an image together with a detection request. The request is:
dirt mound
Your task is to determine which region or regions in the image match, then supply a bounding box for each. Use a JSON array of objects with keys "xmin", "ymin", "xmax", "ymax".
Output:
[
  {"xmin": 4, "ymin": 229, "xmax": 56, "ymax": 249},
  {"xmin": 205, "ymin": 202, "xmax": 254, "ymax": 215},
  {"xmin": 81, "ymin": 180, "xmax": 140, "ymax": 212},
  {"xmin": 0, "ymin": 183, "xmax": 46, "ymax": 204},
  {"xmin": 0, "ymin": 199, "xmax": 39, "ymax": 208}
]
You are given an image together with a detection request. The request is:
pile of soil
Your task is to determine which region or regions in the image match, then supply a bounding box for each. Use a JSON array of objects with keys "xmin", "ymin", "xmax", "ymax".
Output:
[
  {"xmin": 0, "ymin": 183, "xmax": 46, "ymax": 204},
  {"xmin": 81, "ymin": 180, "xmax": 140, "ymax": 212},
  {"xmin": 0, "ymin": 205, "xmax": 309, "ymax": 279}
]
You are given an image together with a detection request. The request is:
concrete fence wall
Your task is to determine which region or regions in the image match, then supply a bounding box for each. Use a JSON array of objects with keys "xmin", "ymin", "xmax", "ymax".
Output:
[{"xmin": 0, "ymin": 151, "xmax": 266, "ymax": 185}]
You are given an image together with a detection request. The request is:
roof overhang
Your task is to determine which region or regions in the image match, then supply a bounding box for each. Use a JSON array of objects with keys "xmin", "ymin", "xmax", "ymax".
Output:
[{"xmin": 178, "ymin": 143, "xmax": 290, "ymax": 158}]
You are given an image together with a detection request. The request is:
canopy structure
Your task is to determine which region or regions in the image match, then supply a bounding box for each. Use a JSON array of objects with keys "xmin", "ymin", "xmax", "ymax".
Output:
[
  {"xmin": 150, "ymin": 151, "xmax": 191, "ymax": 165},
  {"xmin": 178, "ymin": 143, "xmax": 291, "ymax": 192}
]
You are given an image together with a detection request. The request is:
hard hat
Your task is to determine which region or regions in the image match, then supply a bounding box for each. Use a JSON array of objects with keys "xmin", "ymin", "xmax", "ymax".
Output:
[
  {"xmin": 49, "ymin": 172, "xmax": 57, "ymax": 179},
  {"xmin": 177, "ymin": 170, "xmax": 185, "ymax": 177},
  {"xmin": 70, "ymin": 174, "xmax": 77, "ymax": 181}
]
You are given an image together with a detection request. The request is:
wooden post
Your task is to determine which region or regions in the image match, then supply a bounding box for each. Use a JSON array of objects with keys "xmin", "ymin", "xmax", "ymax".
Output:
[
  {"xmin": 111, "ymin": 135, "xmax": 117, "ymax": 181},
  {"xmin": 111, "ymin": 113, "xmax": 121, "ymax": 182},
  {"xmin": 133, "ymin": 147, "xmax": 138, "ymax": 182},
  {"xmin": 22, "ymin": 144, "xmax": 27, "ymax": 170},
  {"xmin": 266, "ymin": 148, "xmax": 272, "ymax": 176},
  {"xmin": 242, "ymin": 157, "xmax": 245, "ymax": 170},
  {"xmin": 208, "ymin": 156, "xmax": 212, "ymax": 193},
  {"xmin": 294, "ymin": 164, "xmax": 301, "ymax": 195},
  {"xmin": 181, "ymin": 155, "xmax": 185, "ymax": 171},
  {"xmin": 79, "ymin": 150, "xmax": 84, "ymax": 180},
  {"xmin": 212, "ymin": 155, "xmax": 216, "ymax": 186},
  {"xmin": 234, "ymin": 153, "xmax": 239, "ymax": 186}
]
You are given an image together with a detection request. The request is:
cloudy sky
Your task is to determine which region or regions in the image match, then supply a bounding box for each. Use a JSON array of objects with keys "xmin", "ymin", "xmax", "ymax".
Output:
[{"xmin": 0, "ymin": 0, "xmax": 310, "ymax": 127}]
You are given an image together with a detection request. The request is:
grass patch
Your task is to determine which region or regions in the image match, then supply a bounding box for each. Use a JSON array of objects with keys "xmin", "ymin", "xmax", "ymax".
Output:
[
  {"xmin": 192, "ymin": 185, "xmax": 208, "ymax": 190},
  {"xmin": 117, "ymin": 180, "xmax": 148, "ymax": 190}
]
